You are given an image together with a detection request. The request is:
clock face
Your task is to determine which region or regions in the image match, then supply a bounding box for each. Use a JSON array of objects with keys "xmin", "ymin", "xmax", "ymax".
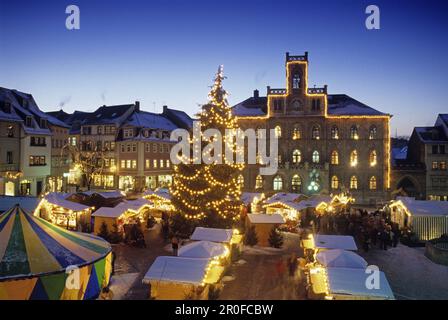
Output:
[{"xmin": 292, "ymin": 100, "xmax": 302, "ymax": 111}]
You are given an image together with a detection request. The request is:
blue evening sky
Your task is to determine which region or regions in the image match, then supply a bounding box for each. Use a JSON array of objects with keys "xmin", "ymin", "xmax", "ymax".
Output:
[{"xmin": 1, "ymin": 0, "xmax": 447, "ymax": 136}]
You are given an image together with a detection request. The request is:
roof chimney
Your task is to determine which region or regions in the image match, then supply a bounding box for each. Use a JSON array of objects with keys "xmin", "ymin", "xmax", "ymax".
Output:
[
  {"xmin": 163, "ymin": 105, "xmax": 168, "ymax": 113},
  {"xmin": 135, "ymin": 101, "xmax": 140, "ymax": 112},
  {"xmin": 253, "ymin": 89, "xmax": 259, "ymax": 99}
]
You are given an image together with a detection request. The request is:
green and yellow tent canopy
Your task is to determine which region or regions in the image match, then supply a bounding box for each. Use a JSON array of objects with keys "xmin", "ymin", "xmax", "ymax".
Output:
[{"xmin": 0, "ymin": 204, "xmax": 113, "ymax": 300}]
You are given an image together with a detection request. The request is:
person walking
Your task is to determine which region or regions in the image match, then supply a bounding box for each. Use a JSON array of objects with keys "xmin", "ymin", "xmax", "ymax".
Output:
[
  {"xmin": 391, "ymin": 223, "xmax": 400, "ymax": 247},
  {"xmin": 171, "ymin": 236, "xmax": 179, "ymax": 256}
]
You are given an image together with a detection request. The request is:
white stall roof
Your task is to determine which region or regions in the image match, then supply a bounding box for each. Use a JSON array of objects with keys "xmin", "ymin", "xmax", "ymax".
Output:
[
  {"xmin": 92, "ymin": 198, "xmax": 151, "ymax": 218},
  {"xmin": 313, "ymin": 235, "xmax": 358, "ymax": 251},
  {"xmin": 247, "ymin": 213, "xmax": 285, "ymax": 224},
  {"xmin": 316, "ymin": 249, "xmax": 367, "ymax": 269},
  {"xmin": 241, "ymin": 192, "xmax": 264, "ymax": 206},
  {"xmin": 143, "ymin": 188, "xmax": 171, "ymax": 201},
  {"xmin": 326, "ymin": 267, "xmax": 394, "ymax": 300},
  {"xmin": 44, "ymin": 192, "xmax": 90, "ymax": 211},
  {"xmin": 178, "ymin": 241, "xmax": 227, "ymax": 259},
  {"xmin": 142, "ymin": 256, "xmax": 210, "ymax": 285},
  {"xmin": 395, "ymin": 197, "xmax": 448, "ymax": 217},
  {"xmin": 191, "ymin": 227, "xmax": 233, "ymax": 243},
  {"xmin": 81, "ymin": 190, "xmax": 125, "ymax": 199}
]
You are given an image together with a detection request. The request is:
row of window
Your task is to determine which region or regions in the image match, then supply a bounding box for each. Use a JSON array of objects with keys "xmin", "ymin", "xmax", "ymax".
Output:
[
  {"xmin": 51, "ymin": 138, "xmax": 68, "ymax": 149},
  {"xmin": 30, "ymin": 136, "xmax": 46, "ymax": 147},
  {"xmin": 432, "ymin": 145, "xmax": 446, "ymax": 155},
  {"xmin": 123, "ymin": 128, "xmax": 171, "ymax": 140},
  {"xmin": 272, "ymin": 98, "xmax": 322, "ymax": 113},
  {"xmin": 81, "ymin": 141, "xmax": 116, "ymax": 152},
  {"xmin": 432, "ymin": 161, "xmax": 447, "ymax": 170},
  {"xmin": 120, "ymin": 143, "xmax": 170, "ymax": 153},
  {"xmin": 120, "ymin": 159, "xmax": 171, "ymax": 169},
  {"xmin": 272, "ymin": 149, "xmax": 378, "ymax": 166},
  {"xmin": 29, "ymin": 156, "xmax": 46, "ymax": 166},
  {"xmin": 82, "ymin": 125, "xmax": 116, "ymax": 135},
  {"xmin": 271, "ymin": 124, "xmax": 378, "ymax": 140},
  {"xmin": 238, "ymin": 174, "xmax": 379, "ymax": 191}
]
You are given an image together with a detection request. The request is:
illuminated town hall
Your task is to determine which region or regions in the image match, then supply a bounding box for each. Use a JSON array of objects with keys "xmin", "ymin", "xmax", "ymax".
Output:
[{"xmin": 232, "ymin": 52, "xmax": 391, "ymax": 205}]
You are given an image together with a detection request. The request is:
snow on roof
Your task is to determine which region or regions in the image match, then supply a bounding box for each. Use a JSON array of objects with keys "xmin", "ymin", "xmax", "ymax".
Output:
[
  {"xmin": 80, "ymin": 190, "xmax": 125, "ymax": 199},
  {"xmin": 316, "ymin": 249, "xmax": 367, "ymax": 269},
  {"xmin": 241, "ymin": 192, "xmax": 264, "ymax": 205},
  {"xmin": 313, "ymin": 234, "xmax": 358, "ymax": 251},
  {"xmin": 232, "ymin": 102, "xmax": 266, "ymax": 116},
  {"xmin": 44, "ymin": 192, "xmax": 90, "ymax": 211},
  {"xmin": 191, "ymin": 227, "xmax": 234, "ymax": 243},
  {"xmin": 247, "ymin": 213, "xmax": 285, "ymax": 224},
  {"xmin": 144, "ymin": 188, "xmax": 171, "ymax": 201},
  {"xmin": 326, "ymin": 267, "xmax": 394, "ymax": 299},
  {"xmin": 178, "ymin": 241, "xmax": 227, "ymax": 259},
  {"xmin": 394, "ymin": 197, "xmax": 448, "ymax": 217},
  {"xmin": 125, "ymin": 111, "xmax": 178, "ymax": 130},
  {"xmin": 327, "ymin": 94, "xmax": 388, "ymax": 116},
  {"xmin": 0, "ymin": 196, "xmax": 39, "ymax": 214},
  {"xmin": 142, "ymin": 256, "xmax": 210, "ymax": 285},
  {"xmin": 92, "ymin": 198, "xmax": 151, "ymax": 218},
  {"xmin": 264, "ymin": 193, "xmax": 330, "ymax": 211}
]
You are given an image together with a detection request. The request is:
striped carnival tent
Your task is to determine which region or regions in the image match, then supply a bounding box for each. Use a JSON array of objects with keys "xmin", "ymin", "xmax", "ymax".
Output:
[{"xmin": 0, "ymin": 204, "xmax": 113, "ymax": 300}]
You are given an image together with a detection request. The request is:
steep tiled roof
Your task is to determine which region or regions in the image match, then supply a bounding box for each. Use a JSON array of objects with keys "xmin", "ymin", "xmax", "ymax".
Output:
[
  {"xmin": 82, "ymin": 104, "xmax": 135, "ymax": 125},
  {"xmin": 414, "ymin": 126, "xmax": 448, "ymax": 143}
]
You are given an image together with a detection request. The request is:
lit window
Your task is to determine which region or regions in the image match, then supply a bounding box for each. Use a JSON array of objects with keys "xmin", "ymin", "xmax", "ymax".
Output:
[
  {"xmin": 160, "ymin": 159, "xmax": 164, "ymax": 168},
  {"xmin": 255, "ymin": 175, "xmax": 263, "ymax": 189},
  {"xmin": 440, "ymin": 161, "xmax": 446, "ymax": 170},
  {"xmin": 273, "ymin": 176, "xmax": 283, "ymax": 191},
  {"xmin": 237, "ymin": 175, "xmax": 244, "ymax": 187},
  {"xmin": 274, "ymin": 125, "xmax": 282, "ymax": 138},
  {"xmin": 291, "ymin": 175, "xmax": 301, "ymax": 193},
  {"xmin": 166, "ymin": 160, "xmax": 170, "ymax": 168},
  {"xmin": 312, "ymin": 126, "xmax": 320, "ymax": 140},
  {"xmin": 132, "ymin": 160, "xmax": 137, "ymax": 169},
  {"xmin": 292, "ymin": 149, "xmax": 302, "ymax": 164},
  {"xmin": 350, "ymin": 126, "xmax": 359, "ymax": 140},
  {"xmin": 121, "ymin": 160, "xmax": 126, "ymax": 168},
  {"xmin": 331, "ymin": 150, "xmax": 339, "ymax": 165},
  {"xmin": 292, "ymin": 125, "xmax": 301, "ymax": 140},
  {"xmin": 350, "ymin": 176, "xmax": 358, "ymax": 190},
  {"xmin": 153, "ymin": 159, "xmax": 157, "ymax": 168},
  {"xmin": 126, "ymin": 160, "xmax": 131, "ymax": 169},
  {"xmin": 369, "ymin": 176, "xmax": 377, "ymax": 190},
  {"xmin": 369, "ymin": 150, "xmax": 377, "ymax": 167},
  {"xmin": 331, "ymin": 126, "xmax": 339, "ymax": 139},
  {"xmin": 145, "ymin": 159, "xmax": 150, "ymax": 169},
  {"xmin": 350, "ymin": 150, "xmax": 358, "ymax": 167},
  {"xmin": 331, "ymin": 176, "xmax": 339, "ymax": 189},
  {"xmin": 312, "ymin": 150, "xmax": 320, "ymax": 163},
  {"xmin": 369, "ymin": 126, "xmax": 377, "ymax": 139}
]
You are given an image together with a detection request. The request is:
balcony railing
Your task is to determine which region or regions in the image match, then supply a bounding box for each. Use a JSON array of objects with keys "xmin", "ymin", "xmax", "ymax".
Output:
[{"xmin": 0, "ymin": 163, "xmax": 20, "ymax": 172}]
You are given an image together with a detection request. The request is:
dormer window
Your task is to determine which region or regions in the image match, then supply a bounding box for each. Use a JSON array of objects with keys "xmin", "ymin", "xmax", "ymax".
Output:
[
  {"xmin": 26, "ymin": 116, "xmax": 33, "ymax": 127},
  {"xmin": 292, "ymin": 73, "xmax": 301, "ymax": 89},
  {"xmin": 123, "ymin": 128, "xmax": 134, "ymax": 138},
  {"xmin": 40, "ymin": 118, "xmax": 48, "ymax": 129}
]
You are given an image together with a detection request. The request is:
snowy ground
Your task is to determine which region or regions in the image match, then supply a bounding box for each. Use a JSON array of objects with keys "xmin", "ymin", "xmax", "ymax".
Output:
[
  {"xmin": 108, "ymin": 273, "xmax": 140, "ymax": 300},
  {"xmin": 359, "ymin": 244, "xmax": 448, "ymax": 300}
]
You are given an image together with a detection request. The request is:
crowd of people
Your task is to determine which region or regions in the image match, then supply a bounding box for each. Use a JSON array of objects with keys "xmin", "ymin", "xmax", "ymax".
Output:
[{"xmin": 313, "ymin": 208, "xmax": 402, "ymax": 252}]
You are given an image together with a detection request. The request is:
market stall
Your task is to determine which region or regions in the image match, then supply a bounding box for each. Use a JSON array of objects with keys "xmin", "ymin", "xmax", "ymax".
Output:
[
  {"xmin": 142, "ymin": 256, "xmax": 224, "ymax": 300},
  {"xmin": 190, "ymin": 227, "xmax": 243, "ymax": 261},
  {"xmin": 389, "ymin": 197, "xmax": 448, "ymax": 241},
  {"xmin": 240, "ymin": 192, "xmax": 265, "ymax": 214},
  {"xmin": 308, "ymin": 267, "xmax": 394, "ymax": 300},
  {"xmin": 34, "ymin": 192, "xmax": 93, "ymax": 230},
  {"xmin": 315, "ymin": 249, "xmax": 367, "ymax": 269},
  {"xmin": 302, "ymin": 234, "xmax": 358, "ymax": 253},
  {"xmin": 246, "ymin": 213, "xmax": 285, "ymax": 247},
  {"xmin": 92, "ymin": 198, "xmax": 152, "ymax": 235},
  {"xmin": 143, "ymin": 188, "xmax": 174, "ymax": 218},
  {"xmin": 178, "ymin": 241, "xmax": 230, "ymax": 266},
  {"xmin": 0, "ymin": 204, "xmax": 112, "ymax": 300}
]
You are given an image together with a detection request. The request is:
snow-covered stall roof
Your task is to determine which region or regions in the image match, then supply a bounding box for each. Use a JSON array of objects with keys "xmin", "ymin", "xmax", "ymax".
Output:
[
  {"xmin": 144, "ymin": 188, "xmax": 171, "ymax": 201},
  {"xmin": 326, "ymin": 267, "xmax": 394, "ymax": 300},
  {"xmin": 190, "ymin": 227, "xmax": 234, "ymax": 243},
  {"xmin": 92, "ymin": 198, "xmax": 151, "ymax": 218},
  {"xmin": 80, "ymin": 190, "xmax": 126, "ymax": 199},
  {"xmin": 178, "ymin": 241, "xmax": 228, "ymax": 259},
  {"xmin": 247, "ymin": 213, "xmax": 285, "ymax": 224},
  {"xmin": 241, "ymin": 192, "xmax": 264, "ymax": 206},
  {"xmin": 393, "ymin": 197, "xmax": 448, "ymax": 217},
  {"xmin": 316, "ymin": 249, "xmax": 367, "ymax": 269},
  {"xmin": 264, "ymin": 193, "xmax": 331, "ymax": 211},
  {"xmin": 44, "ymin": 192, "xmax": 90, "ymax": 211},
  {"xmin": 313, "ymin": 234, "xmax": 358, "ymax": 251},
  {"xmin": 142, "ymin": 256, "xmax": 210, "ymax": 285}
]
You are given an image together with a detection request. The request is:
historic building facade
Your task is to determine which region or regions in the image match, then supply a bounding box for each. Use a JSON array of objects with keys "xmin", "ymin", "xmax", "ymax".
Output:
[
  {"xmin": 392, "ymin": 114, "xmax": 448, "ymax": 200},
  {"xmin": 232, "ymin": 52, "xmax": 391, "ymax": 205}
]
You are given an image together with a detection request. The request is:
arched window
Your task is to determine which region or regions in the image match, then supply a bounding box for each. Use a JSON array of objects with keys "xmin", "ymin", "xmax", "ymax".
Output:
[
  {"xmin": 273, "ymin": 176, "xmax": 283, "ymax": 191},
  {"xmin": 369, "ymin": 176, "xmax": 377, "ymax": 190},
  {"xmin": 293, "ymin": 73, "xmax": 301, "ymax": 89},
  {"xmin": 291, "ymin": 175, "xmax": 302, "ymax": 193},
  {"xmin": 255, "ymin": 175, "xmax": 263, "ymax": 189},
  {"xmin": 237, "ymin": 174, "xmax": 244, "ymax": 187},
  {"xmin": 369, "ymin": 150, "xmax": 377, "ymax": 167},
  {"xmin": 331, "ymin": 176, "xmax": 339, "ymax": 190},
  {"xmin": 312, "ymin": 126, "xmax": 320, "ymax": 140},
  {"xmin": 331, "ymin": 150, "xmax": 339, "ymax": 165},
  {"xmin": 274, "ymin": 125, "xmax": 282, "ymax": 138},
  {"xmin": 331, "ymin": 126, "xmax": 339, "ymax": 139},
  {"xmin": 292, "ymin": 125, "xmax": 301, "ymax": 140},
  {"xmin": 350, "ymin": 176, "xmax": 358, "ymax": 190},
  {"xmin": 350, "ymin": 150, "xmax": 358, "ymax": 167},
  {"xmin": 369, "ymin": 126, "xmax": 377, "ymax": 139},
  {"xmin": 312, "ymin": 150, "xmax": 320, "ymax": 163},
  {"xmin": 350, "ymin": 125, "xmax": 359, "ymax": 140},
  {"xmin": 292, "ymin": 149, "xmax": 302, "ymax": 164}
]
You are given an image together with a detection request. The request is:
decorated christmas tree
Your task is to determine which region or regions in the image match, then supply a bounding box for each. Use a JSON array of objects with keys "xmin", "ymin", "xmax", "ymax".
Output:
[{"xmin": 170, "ymin": 66, "xmax": 244, "ymax": 228}]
